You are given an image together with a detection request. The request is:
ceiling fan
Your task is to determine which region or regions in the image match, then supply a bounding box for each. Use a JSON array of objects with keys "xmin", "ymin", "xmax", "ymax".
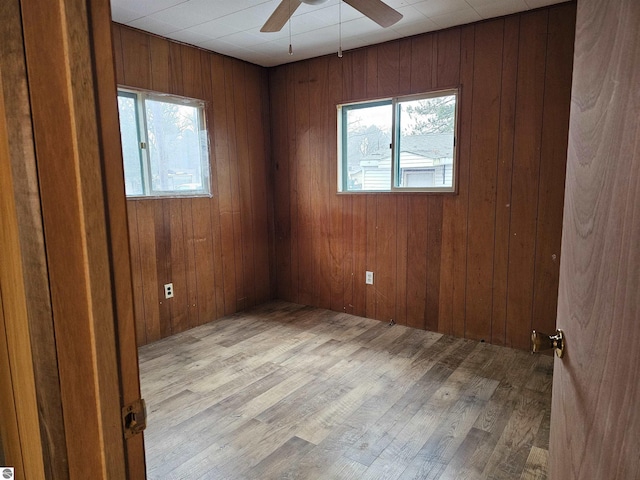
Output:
[{"xmin": 260, "ymin": 0, "xmax": 403, "ymax": 33}]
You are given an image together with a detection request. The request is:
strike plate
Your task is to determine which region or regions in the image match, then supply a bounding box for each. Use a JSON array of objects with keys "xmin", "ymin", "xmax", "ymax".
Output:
[{"xmin": 122, "ymin": 398, "xmax": 146, "ymax": 439}]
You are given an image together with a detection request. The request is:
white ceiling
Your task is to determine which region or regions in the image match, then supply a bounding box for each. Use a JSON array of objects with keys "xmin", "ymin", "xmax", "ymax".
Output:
[{"xmin": 110, "ymin": 0, "xmax": 568, "ymax": 68}]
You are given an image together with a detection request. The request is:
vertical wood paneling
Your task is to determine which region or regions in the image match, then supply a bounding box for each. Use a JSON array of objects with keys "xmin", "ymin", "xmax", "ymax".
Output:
[
  {"xmin": 271, "ymin": 66, "xmax": 292, "ymax": 302},
  {"xmin": 451, "ymin": 25, "xmax": 474, "ymax": 339},
  {"xmin": 377, "ymin": 41, "xmax": 400, "ymax": 97},
  {"xmin": 437, "ymin": 26, "xmax": 464, "ymax": 337},
  {"xmin": 375, "ymin": 197, "xmax": 397, "ymax": 322},
  {"xmin": 465, "ymin": 19, "xmax": 503, "ymax": 342},
  {"xmin": 127, "ymin": 203, "xmax": 146, "ymax": 346},
  {"xmin": 224, "ymin": 58, "xmax": 246, "ymax": 311},
  {"xmin": 111, "ymin": 25, "xmax": 124, "ymax": 84},
  {"xmin": 365, "ymin": 196, "xmax": 377, "ymax": 318},
  {"xmin": 425, "ymin": 197, "xmax": 443, "ymax": 332},
  {"xmin": 117, "ymin": 2, "xmax": 575, "ymax": 350},
  {"xmin": 328, "ymin": 56, "xmax": 345, "ymax": 313},
  {"xmin": 395, "ymin": 195, "xmax": 408, "ymax": 326},
  {"xmin": 406, "ymin": 198, "xmax": 428, "ymax": 329},
  {"xmin": 341, "ymin": 194, "xmax": 354, "ymax": 314},
  {"xmin": 286, "ymin": 65, "xmax": 300, "ymax": 304},
  {"xmin": 149, "ymin": 36, "xmax": 169, "ymax": 93},
  {"xmin": 156, "ymin": 200, "xmax": 171, "ymax": 338},
  {"xmin": 398, "ymin": 38, "xmax": 412, "ymax": 95},
  {"xmin": 181, "ymin": 200, "xmax": 199, "ymax": 328},
  {"xmin": 209, "ymin": 53, "xmax": 237, "ymax": 317},
  {"xmin": 435, "ymin": 28, "xmax": 461, "ymax": 87},
  {"xmin": 201, "ymin": 51, "xmax": 226, "ymax": 319},
  {"xmin": 137, "ymin": 201, "xmax": 161, "ymax": 343},
  {"xmin": 246, "ymin": 64, "xmax": 272, "ymax": 305},
  {"xmin": 410, "ymin": 35, "xmax": 433, "ymax": 92},
  {"xmin": 169, "ymin": 199, "xmax": 188, "ymax": 334},
  {"xmin": 116, "ymin": 25, "xmax": 273, "ymax": 345},
  {"xmin": 308, "ymin": 57, "xmax": 332, "ymax": 309},
  {"xmin": 506, "ymin": 10, "xmax": 549, "ymax": 350},
  {"xmin": 531, "ymin": 4, "xmax": 575, "ymax": 338},
  {"xmin": 352, "ymin": 196, "xmax": 367, "ymax": 316},
  {"xmin": 295, "ymin": 62, "xmax": 313, "ymax": 306},
  {"xmin": 169, "ymin": 42, "xmax": 183, "ymax": 95},
  {"xmin": 192, "ymin": 198, "xmax": 216, "ymax": 326},
  {"xmin": 491, "ymin": 15, "xmax": 520, "ymax": 346},
  {"xmin": 411, "ymin": 35, "xmax": 437, "ymax": 332},
  {"xmin": 181, "ymin": 45, "xmax": 203, "ymax": 99},
  {"xmin": 120, "ymin": 28, "xmax": 150, "ymax": 89},
  {"xmin": 269, "ymin": 3, "xmax": 575, "ymax": 351},
  {"xmin": 232, "ymin": 60, "xmax": 257, "ymax": 309}
]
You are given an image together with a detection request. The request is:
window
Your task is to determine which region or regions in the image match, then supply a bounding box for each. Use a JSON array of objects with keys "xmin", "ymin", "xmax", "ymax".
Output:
[
  {"xmin": 117, "ymin": 89, "xmax": 210, "ymax": 197},
  {"xmin": 338, "ymin": 89, "xmax": 458, "ymax": 193}
]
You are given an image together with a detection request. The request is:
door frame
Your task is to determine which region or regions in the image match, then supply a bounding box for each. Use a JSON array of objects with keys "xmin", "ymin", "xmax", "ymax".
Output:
[{"xmin": 0, "ymin": 0, "xmax": 145, "ymax": 477}]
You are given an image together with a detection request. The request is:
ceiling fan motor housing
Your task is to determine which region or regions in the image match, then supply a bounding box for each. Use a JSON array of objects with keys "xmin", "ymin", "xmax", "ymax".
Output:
[{"xmin": 301, "ymin": 0, "xmax": 329, "ymax": 5}]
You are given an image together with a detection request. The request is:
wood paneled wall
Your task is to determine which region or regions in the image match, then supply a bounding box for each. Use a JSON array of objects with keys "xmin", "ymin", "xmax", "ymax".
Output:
[
  {"xmin": 269, "ymin": 3, "xmax": 576, "ymax": 350},
  {"xmin": 112, "ymin": 25, "xmax": 275, "ymax": 346}
]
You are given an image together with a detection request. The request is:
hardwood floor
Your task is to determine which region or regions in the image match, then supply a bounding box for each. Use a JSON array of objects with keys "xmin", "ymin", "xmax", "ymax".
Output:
[{"xmin": 139, "ymin": 301, "xmax": 553, "ymax": 479}]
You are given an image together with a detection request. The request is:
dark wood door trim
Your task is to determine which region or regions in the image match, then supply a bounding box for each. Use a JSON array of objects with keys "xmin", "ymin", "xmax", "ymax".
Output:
[
  {"xmin": 10, "ymin": 0, "xmax": 145, "ymax": 477},
  {"xmin": 89, "ymin": 0, "xmax": 147, "ymax": 476}
]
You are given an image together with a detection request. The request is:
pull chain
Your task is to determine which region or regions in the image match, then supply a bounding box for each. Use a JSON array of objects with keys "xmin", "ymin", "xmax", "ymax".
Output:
[
  {"xmin": 288, "ymin": 0, "xmax": 293, "ymax": 55},
  {"xmin": 338, "ymin": 0, "xmax": 343, "ymax": 58}
]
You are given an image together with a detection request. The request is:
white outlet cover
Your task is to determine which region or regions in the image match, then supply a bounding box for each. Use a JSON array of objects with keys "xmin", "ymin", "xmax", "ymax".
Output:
[{"xmin": 365, "ymin": 271, "xmax": 374, "ymax": 285}]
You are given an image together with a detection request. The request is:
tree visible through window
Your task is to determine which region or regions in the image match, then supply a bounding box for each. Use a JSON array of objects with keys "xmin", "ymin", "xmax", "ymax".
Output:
[
  {"xmin": 117, "ymin": 89, "xmax": 210, "ymax": 197},
  {"xmin": 338, "ymin": 89, "xmax": 458, "ymax": 193}
]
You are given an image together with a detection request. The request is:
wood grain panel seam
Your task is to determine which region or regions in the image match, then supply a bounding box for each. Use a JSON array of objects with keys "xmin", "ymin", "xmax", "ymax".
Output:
[
  {"xmin": 501, "ymin": 17, "xmax": 520, "ymax": 346},
  {"xmin": 131, "ymin": 204, "xmax": 148, "ymax": 343},
  {"xmin": 423, "ymin": 201, "xmax": 430, "ymax": 329},
  {"xmin": 528, "ymin": 13, "xmax": 550, "ymax": 340},
  {"xmin": 503, "ymin": 18, "xmax": 522, "ymax": 348},
  {"xmin": 461, "ymin": 26, "xmax": 476, "ymax": 339},
  {"xmin": 487, "ymin": 20, "xmax": 507, "ymax": 345}
]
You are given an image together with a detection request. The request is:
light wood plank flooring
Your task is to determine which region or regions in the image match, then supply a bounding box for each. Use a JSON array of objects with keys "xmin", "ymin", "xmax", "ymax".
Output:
[{"xmin": 139, "ymin": 301, "xmax": 553, "ymax": 479}]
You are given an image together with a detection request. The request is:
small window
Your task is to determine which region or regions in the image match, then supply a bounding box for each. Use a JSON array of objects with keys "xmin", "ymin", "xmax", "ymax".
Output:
[
  {"xmin": 117, "ymin": 89, "xmax": 210, "ymax": 197},
  {"xmin": 338, "ymin": 89, "xmax": 458, "ymax": 193}
]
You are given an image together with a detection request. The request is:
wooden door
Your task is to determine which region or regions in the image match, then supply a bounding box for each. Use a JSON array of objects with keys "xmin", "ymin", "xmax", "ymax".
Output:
[{"xmin": 549, "ymin": 0, "xmax": 640, "ymax": 478}]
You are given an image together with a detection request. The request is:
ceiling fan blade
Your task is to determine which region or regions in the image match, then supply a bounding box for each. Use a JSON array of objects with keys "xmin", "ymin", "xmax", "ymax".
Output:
[
  {"xmin": 261, "ymin": 0, "xmax": 302, "ymax": 32},
  {"xmin": 343, "ymin": 0, "xmax": 403, "ymax": 28}
]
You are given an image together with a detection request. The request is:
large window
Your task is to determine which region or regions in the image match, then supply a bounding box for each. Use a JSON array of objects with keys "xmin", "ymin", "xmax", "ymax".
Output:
[
  {"xmin": 338, "ymin": 89, "xmax": 458, "ymax": 193},
  {"xmin": 117, "ymin": 89, "xmax": 210, "ymax": 197}
]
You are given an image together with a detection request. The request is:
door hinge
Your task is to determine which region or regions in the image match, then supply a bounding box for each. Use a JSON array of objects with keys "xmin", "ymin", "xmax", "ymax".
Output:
[
  {"xmin": 122, "ymin": 398, "xmax": 146, "ymax": 439},
  {"xmin": 140, "ymin": 141, "xmax": 147, "ymax": 149}
]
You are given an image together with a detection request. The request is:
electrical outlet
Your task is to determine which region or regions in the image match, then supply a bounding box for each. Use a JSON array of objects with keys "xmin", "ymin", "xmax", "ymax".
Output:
[
  {"xmin": 365, "ymin": 271, "xmax": 374, "ymax": 285},
  {"xmin": 164, "ymin": 283, "xmax": 174, "ymax": 299}
]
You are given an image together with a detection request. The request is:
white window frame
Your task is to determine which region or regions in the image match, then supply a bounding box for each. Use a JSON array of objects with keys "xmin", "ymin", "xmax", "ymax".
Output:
[
  {"xmin": 337, "ymin": 88, "xmax": 459, "ymax": 194},
  {"xmin": 117, "ymin": 87, "xmax": 211, "ymax": 198}
]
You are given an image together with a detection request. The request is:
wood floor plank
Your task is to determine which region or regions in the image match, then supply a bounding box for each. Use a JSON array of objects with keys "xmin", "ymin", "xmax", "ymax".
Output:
[
  {"xmin": 519, "ymin": 446, "xmax": 548, "ymax": 480},
  {"xmin": 244, "ymin": 435, "xmax": 315, "ymax": 479},
  {"xmin": 139, "ymin": 301, "xmax": 553, "ymax": 479}
]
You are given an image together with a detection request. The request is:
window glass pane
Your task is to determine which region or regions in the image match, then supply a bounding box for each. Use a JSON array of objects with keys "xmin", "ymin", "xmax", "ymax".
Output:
[
  {"xmin": 117, "ymin": 94, "xmax": 144, "ymax": 195},
  {"xmin": 145, "ymin": 98, "xmax": 207, "ymax": 193},
  {"xmin": 343, "ymin": 102, "xmax": 392, "ymax": 192},
  {"xmin": 396, "ymin": 95, "xmax": 456, "ymax": 189}
]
